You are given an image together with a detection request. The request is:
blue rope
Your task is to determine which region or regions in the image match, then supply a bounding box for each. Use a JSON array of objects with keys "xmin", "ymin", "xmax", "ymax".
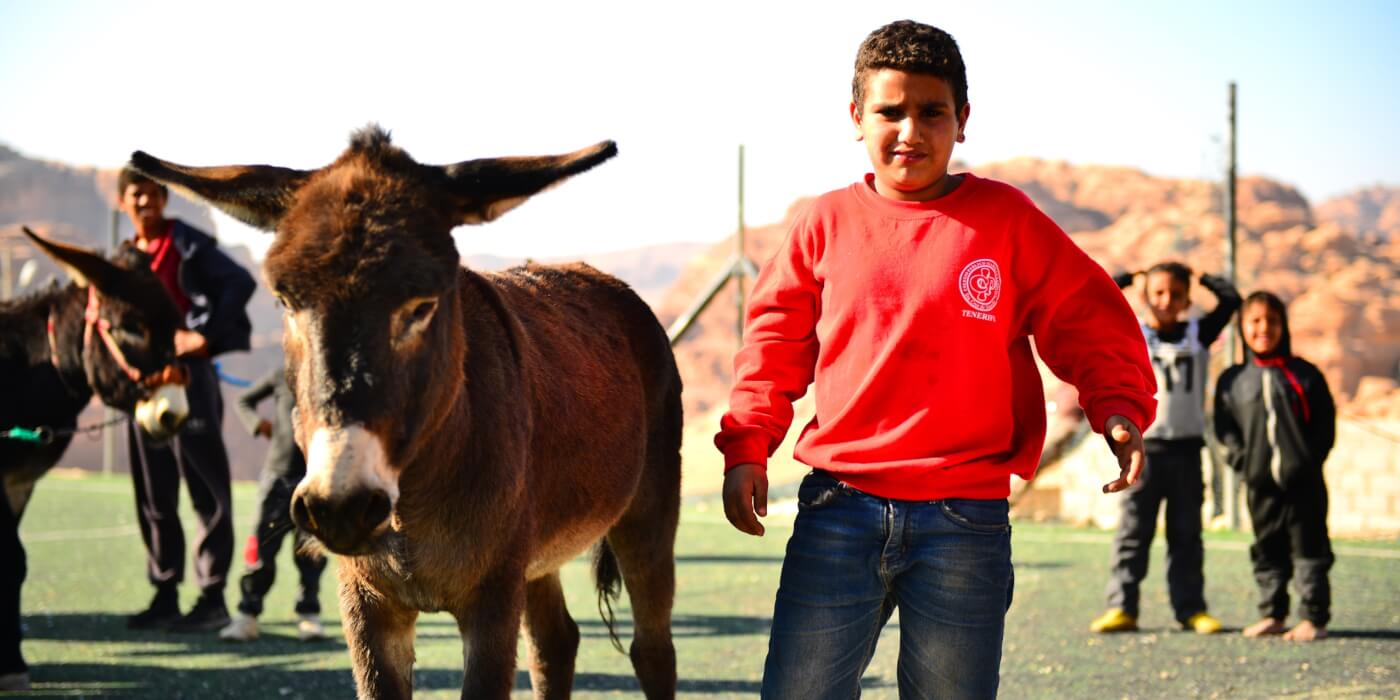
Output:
[{"xmin": 213, "ymin": 361, "xmax": 253, "ymax": 388}]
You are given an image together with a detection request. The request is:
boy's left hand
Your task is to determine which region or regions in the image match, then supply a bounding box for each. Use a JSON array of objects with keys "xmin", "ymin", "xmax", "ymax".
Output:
[{"xmin": 1101, "ymin": 415, "xmax": 1144, "ymax": 493}]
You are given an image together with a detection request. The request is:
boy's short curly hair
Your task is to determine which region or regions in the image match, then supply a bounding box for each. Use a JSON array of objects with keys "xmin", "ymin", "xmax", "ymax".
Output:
[
  {"xmin": 117, "ymin": 166, "xmax": 168, "ymax": 199},
  {"xmin": 852, "ymin": 20, "xmax": 967, "ymax": 114}
]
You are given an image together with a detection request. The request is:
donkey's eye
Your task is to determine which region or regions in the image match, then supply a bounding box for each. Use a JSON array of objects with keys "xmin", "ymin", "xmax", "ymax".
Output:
[
  {"xmin": 271, "ymin": 285, "xmax": 296, "ymax": 311},
  {"xmin": 410, "ymin": 300, "xmax": 436, "ymax": 323},
  {"xmin": 393, "ymin": 297, "xmax": 439, "ymax": 347}
]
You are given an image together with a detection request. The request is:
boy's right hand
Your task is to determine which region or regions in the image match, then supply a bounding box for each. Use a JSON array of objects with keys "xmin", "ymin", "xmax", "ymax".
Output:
[
  {"xmin": 174, "ymin": 329, "xmax": 209, "ymax": 358},
  {"xmin": 723, "ymin": 463, "xmax": 769, "ymax": 537},
  {"xmin": 1101, "ymin": 415, "xmax": 1145, "ymax": 493}
]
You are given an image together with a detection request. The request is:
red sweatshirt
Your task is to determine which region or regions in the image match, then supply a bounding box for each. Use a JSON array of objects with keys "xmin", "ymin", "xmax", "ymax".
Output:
[{"xmin": 714, "ymin": 173, "xmax": 1157, "ymax": 500}]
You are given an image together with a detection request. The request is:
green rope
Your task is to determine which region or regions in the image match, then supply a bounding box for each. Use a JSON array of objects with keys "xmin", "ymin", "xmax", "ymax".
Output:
[{"xmin": 2, "ymin": 427, "xmax": 51, "ymax": 444}]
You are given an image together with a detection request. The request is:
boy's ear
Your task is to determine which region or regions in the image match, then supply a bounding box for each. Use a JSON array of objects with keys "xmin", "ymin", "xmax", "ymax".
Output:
[
  {"xmin": 850, "ymin": 101, "xmax": 864, "ymax": 140},
  {"xmin": 956, "ymin": 102, "xmax": 971, "ymax": 143}
]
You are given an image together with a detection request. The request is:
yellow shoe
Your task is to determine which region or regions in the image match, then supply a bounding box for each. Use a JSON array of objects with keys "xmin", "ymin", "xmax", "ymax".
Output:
[
  {"xmin": 1184, "ymin": 612, "xmax": 1223, "ymax": 635},
  {"xmin": 1090, "ymin": 608, "xmax": 1138, "ymax": 633}
]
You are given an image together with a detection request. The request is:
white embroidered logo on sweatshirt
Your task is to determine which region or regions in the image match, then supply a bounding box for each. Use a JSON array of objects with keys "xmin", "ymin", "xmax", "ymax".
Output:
[{"xmin": 958, "ymin": 258, "xmax": 1002, "ymax": 319}]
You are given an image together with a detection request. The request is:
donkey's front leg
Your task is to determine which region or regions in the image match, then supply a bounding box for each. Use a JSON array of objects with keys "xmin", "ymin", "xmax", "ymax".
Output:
[
  {"xmin": 341, "ymin": 577, "xmax": 419, "ymax": 700},
  {"xmin": 455, "ymin": 570, "xmax": 527, "ymax": 699}
]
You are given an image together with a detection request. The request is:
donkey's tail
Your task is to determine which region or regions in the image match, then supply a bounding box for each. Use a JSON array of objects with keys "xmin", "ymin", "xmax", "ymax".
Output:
[{"xmin": 593, "ymin": 537, "xmax": 626, "ymax": 654}]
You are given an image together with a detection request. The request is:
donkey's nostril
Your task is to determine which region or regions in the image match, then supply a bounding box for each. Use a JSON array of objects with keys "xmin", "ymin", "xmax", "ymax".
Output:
[
  {"xmin": 158, "ymin": 410, "xmax": 183, "ymax": 432},
  {"xmin": 290, "ymin": 488, "xmax": 391, "ymax": 553},
  {"xmin": 361, "ymin": 490, "xmax": 392, "ymax": 533},
  {"xmin": 290, "ymin": 493, "xmax": 318, "ymax": 535}
]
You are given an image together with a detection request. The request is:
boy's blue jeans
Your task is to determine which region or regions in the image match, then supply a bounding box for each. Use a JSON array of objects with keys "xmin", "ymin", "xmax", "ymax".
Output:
[{"xmin": 763, "ymin": 470, "xmax": 1014, "ymax": 700}]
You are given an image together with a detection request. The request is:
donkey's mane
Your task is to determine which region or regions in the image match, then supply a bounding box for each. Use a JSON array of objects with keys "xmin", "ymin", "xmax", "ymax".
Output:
[{"xmin": 348, "ymin": 124, "xmax": 395, "ymax": 154}]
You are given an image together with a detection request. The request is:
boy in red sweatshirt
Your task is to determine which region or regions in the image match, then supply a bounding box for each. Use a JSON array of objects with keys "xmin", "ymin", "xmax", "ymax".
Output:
[{"xmin": 715, "ymin": 20, "xmax": 1157, "ymax": 699}]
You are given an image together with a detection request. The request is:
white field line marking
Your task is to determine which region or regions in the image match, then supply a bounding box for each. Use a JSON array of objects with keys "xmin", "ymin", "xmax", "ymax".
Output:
[
  {"xmin": 24, "ymin": 517, "xmax": 266, "ymax": 543},
  {"xmin": 24, "ymin": 524, "xmax": 141, "ymax": 542},
  {"xmin": 21, "ymin": 476, "xmax": 263, "ymax": 542}
]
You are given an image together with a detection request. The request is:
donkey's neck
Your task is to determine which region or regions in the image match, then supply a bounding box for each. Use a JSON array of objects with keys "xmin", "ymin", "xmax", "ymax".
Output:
[
  {"xmin": 394, "ymin": 274, "xmax": 528, "ymax": 540},
  {"xmin": 397, "ymin": 396, "xmax": 477, "ymax": 512},
  {"xmin": 0, "ymin": 284, "xmax": 93, "ymax": 408}
]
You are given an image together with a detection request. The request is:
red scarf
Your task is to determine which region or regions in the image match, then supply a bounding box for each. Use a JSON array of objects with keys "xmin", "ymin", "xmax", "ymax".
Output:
[
  {"xmin": 1252, "ymin": 355, "xmax": 1310, "ymax": 423},
  {"xmin": 143, "ymin": 222, "xmax": 191, "ymax": 314}
]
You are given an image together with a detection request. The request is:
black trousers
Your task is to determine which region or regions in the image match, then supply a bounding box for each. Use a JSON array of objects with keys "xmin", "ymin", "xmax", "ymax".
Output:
[
  {"xmin": 0, "ymin": 489, "xmax": 26, "ymax": 675},
  {"xmin": 236, "ymin": 449, "xmax": 325, "ymax": 617},
  {"xmin": 1105, "ymin": 445, "xmax": 1209, "ymax": 622},
  {"xmin": 128, "ymin": 358, "xmax": 234, "ymax": 595},
  {"xmin": 1246, "ymin": 477, "xmax": 1333, "ymax": 625}
]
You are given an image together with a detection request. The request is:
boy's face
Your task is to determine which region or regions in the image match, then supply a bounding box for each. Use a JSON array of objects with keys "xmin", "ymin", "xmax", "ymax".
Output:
[
  {"xmin": 119, "ymin": 182, "xmax": 168, "ymax": 232},
  {"xmin": 850, "ymin": 68, "xmax": 969, "ymax": 202},
  {"xmin": 1143, "ymin": 271, "xmax": 1190, "ymax": 328},
  {"xmin": 1241, "ymin": 301, "xmax": 1284, "ymax": 356}
]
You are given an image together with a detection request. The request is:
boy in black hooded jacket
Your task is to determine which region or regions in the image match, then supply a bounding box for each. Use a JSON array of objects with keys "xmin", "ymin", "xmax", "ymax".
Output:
[{"xmin": 1214, "ymin": 291, "xmax": 1336, "ymax": 641}]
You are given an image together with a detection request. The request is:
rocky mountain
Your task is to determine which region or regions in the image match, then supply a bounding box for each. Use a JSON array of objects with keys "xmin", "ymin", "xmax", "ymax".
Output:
[
  {"xmin": 1, "ymin": 144, "xmax": 216, "ymax": 269},
  {"xmin": 1316, "ymin": 185, "xmax": 1400, "ymax": 242}
]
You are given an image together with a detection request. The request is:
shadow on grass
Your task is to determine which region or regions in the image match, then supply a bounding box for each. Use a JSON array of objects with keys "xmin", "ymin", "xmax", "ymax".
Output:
[
  {"xmin": 21, "ymin": 613, "xmax": 343, "ymax": 657},
  {"xmin": 23, "ymin": 662, "xmax": 763, "ymax": 697},
  {"xmin": 413, "ymin": 612, "xmax": 789, "ymax": 640},
  {"xmin": 1328, "ymin": 629, "xmax": 1400, "ymax": 640},
  {"xmin": 512, "ymin": 670, "xmax": 765, "ymax": 694},
  {"xmin": 28, "ymin": 661, "xmax": 356, "ymax": 698}
]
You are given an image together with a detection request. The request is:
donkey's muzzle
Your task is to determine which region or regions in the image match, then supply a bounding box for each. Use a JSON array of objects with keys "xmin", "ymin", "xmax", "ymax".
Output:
[
  {"xmin": 291, "ymin": 487, "xmax": 392, "ymax": 555},
  {"xmin": 135, "ymin": 383, "xmax": 189, "ymax": 440}
]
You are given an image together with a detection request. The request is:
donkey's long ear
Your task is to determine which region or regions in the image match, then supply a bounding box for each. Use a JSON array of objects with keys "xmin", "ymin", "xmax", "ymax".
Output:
[
  {"xmin": 21, "ymin": 226, "xmax": 121, "ymax": 290},
  {"xmin": 441, "ymin": 141, "xmax": 617, "ymax": 225},
  {"xmin": 128, "ymin": 152, "xmax": 312, "ymax": 232}
]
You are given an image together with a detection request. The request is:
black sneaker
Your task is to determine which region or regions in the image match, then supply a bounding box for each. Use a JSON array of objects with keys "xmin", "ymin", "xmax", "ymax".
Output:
[
  {"xmin": 127, "ymin": 587, "xmax": 181, "ymax": 630},
  {"xmin": 169, "ymin": 593, "xmax": 231, "ymax": 633}
]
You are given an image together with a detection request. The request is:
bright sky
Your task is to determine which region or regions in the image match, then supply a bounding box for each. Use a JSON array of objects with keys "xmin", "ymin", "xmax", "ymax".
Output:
[{"xmin": 2, "ymin": 1, "xmax": 1397, "ymax": 259}]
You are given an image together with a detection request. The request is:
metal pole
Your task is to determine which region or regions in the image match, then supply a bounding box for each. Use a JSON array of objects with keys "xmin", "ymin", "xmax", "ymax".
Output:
[
  {"xmin": 0, "ymin": 243, "xmax": 11, "ymax": 301},
  {"xmin": 102, "ymin": 209, "xmax": 121, "ymax": 476},
  {"xmin": 668, "ymin": 255, "xmax": 743, "ymax": 345},
  {"xmin": 1223, "ymin": 82, "xmax": 1241, "ymax": 530},
  {"xmin": 1225, "ymin": 83, "xmax": 1237, "ymax": 331},
  {"xmin": 666, "ymin": 144, "xmax": 759, "ymax": 348},
  {"xmin": 735, "ymin": 145, "xmax": 746, "ymax": 348}
]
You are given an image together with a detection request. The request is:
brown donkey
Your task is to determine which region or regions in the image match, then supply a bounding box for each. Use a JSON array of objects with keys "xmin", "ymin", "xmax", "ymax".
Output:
[{"xmin": 130, "ymin": 127, "xmax": 681, "ymax": 699}]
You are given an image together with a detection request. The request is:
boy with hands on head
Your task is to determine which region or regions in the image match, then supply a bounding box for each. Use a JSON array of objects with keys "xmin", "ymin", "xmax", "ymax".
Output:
[
  {"xmin": 1091, "ymin": 263, "xmax": 1240, "ymax": 635},
  {"xmin": 716, "ymin": 20, "xmax": 1156, "ymax": 699}
]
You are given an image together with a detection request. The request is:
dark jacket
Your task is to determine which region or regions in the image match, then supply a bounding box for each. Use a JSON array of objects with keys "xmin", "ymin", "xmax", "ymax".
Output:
[
  {"xmin": 235, "ymin": 367, "xmax": 301, "ymax": 475},
  {"xmin": 169, "ymin": 220, "xmax": 256, "ymax": 357},
  {"xmin": 1214, "ymin": 356, "xmax": 1336, "ymax": 491}
]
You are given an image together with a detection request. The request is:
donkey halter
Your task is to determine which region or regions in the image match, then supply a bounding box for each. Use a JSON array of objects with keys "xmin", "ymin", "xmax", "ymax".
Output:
[{"xmin": 47, "ymin": 286, "xmax": 189, "ymax": 395}]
